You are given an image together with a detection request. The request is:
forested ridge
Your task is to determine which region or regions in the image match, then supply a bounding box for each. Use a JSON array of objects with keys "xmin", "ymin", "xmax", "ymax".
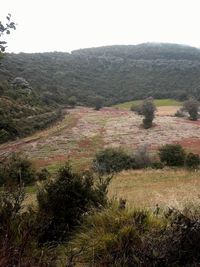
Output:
[
  {"xmin": 1, "ymin": 43, "xmax": 200, "ymax": 106},
  {"xmin": 1, "ymin": 42, "xmax": 200, "ymax": 143}
]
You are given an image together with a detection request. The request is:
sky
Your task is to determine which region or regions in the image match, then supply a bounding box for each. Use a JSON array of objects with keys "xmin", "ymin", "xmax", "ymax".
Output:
[{"xmin": 1, "ymin": 0, "xmax": 200, "ymax": 53}]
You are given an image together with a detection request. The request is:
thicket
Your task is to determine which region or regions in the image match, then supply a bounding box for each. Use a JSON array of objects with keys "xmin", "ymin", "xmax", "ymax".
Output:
[
  {"xmin": 0, "ymin": 95, "xmax": 63, "ymax": 143},
  {"xmin": 94, "ymin": 144, "xmax": 200, "ymax": 174},
  {"xmin": 37, "ymin": 163, "xmax": 111, "ymax": 243},
  {"xmin": 0, "ymin": 187, "xmax": 58, "ymax": 266},
  {"xmin": 67, "ymin": 203, "xmax": 200, "ymax": 267},
  {"xmin": 0, "ymin": 154, "xmax": 200, "ymax": 265},
  {"xmin": 93, "ymin": 148, "xmax": 136, "ymax": 174},
  {"xmin": 185, "ymin": 152, "xmax": 200, "ymax": 169},
  {"xmin": 159, "ymin": 144, "xmax": 186, "ymax": 167},
  {"xmin": 0, "ymin": 153, "xmax": 36, "ymax": 186}
]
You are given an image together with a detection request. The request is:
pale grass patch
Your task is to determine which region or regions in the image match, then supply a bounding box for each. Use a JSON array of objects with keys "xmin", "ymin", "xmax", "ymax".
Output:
[{"xmin": 109, "ymin": 168, "xmax": 200, "ymax": 208}]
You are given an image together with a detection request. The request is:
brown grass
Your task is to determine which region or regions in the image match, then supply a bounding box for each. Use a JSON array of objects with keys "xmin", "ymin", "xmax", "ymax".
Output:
[{"xmin": 109, "ymin": 168, "xmax": 200, "ymax": 208}]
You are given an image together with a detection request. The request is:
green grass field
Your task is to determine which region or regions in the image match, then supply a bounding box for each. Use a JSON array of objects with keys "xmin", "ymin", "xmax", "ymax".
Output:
[{"xmin": 113, "ymin": 99, "xmax": 182, "ymax": 109}]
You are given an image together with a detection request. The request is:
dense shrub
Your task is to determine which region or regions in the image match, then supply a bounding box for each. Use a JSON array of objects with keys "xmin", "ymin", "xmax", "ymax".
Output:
[
  {"xmin": 67, "ymin": 204, "xmax": 200, "ymax": 267},
  {"xmin": 0, "ymin": 153, "xmax": 36, "ymax": 186},
  {"xmin": 67, "ymin": 205, "xmax": 165, "ymax": 267},
  {"xmin": 185, "ymin": 153, "xmax": 200, "ymax": 169},
  {"xmin": 0, "ymin": 187, "xmax": 58, "ymax": 266},
  {"xmin": 37, "ymin": 163, "xmax": 111, "ymax": 242},
  {"xmin": 140, "ymin": 98, "xmax": 156, "ymax": 129},
  {"xmin": 183, "ymin": 97, "xmax": 199, "ymax": 121},
  {"xmin": 159, "ymin": 144, "xmax": 186, "ymax": 166},
  {"xmin": 36, "ymin": 168, "xmax": 50, "ymax": 181},
  {"xmin": 68, "ymin": 96, "xmax": 77, "ymax": 107},
  {"xmin": 133, "ymin": 144, "xmax": 152, "ymax": 168},
  {"xmin": 93, "ymin": 148, "xmax": 136, "ymax": 174}
]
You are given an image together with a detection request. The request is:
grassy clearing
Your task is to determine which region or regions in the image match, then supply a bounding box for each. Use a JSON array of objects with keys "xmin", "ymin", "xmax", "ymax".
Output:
[
  {"xmin": 109, "ymin": 168, "xmax": 200, "ymax": 208},
  {"xmin": 113, "ymin": 99, "xmax": 182, "ymax": 109}
]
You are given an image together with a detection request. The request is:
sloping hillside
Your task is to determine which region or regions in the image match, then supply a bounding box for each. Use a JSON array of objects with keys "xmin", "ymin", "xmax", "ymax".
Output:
[{"xmin": 1, "ymin": 43, "xmax": 200, "ymax": 106}]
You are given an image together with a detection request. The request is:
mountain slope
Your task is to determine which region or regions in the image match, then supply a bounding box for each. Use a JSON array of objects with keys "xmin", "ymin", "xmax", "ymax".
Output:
[{"xmin": 1, "ymin": 43, "xmax": 200, "ymax": 107}]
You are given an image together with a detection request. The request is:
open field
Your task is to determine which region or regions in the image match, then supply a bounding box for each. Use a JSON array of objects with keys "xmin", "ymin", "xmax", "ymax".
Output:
[
  {"xmin": 0, "ymin": 105, "xmax": 200, "ymax": 173},
  {"xmin": 109, "ymin": 168, "xmax": 200, "ymax": 208},
  {"xmin": 113, "ymin": 98, "xmax": 182, "ymax": 109},
  {"xmin": 1, "ymin": 104, "xmax": 200, "ymax": 208}
]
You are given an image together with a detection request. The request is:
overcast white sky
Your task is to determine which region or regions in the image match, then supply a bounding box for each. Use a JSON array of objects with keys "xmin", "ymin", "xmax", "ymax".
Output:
[{"xmin": 1, "ymin": 0, "xmax": 200, "ymax": 53}]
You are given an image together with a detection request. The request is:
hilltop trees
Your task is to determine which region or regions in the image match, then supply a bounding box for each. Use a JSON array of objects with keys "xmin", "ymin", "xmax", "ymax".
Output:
[
  {"xmin": 183, "ymin": 97, "xmax": 199, "ymax": 121},
  {"xmin": 141, "ymin": 98, "xmax": 156, "ymax": 128}
]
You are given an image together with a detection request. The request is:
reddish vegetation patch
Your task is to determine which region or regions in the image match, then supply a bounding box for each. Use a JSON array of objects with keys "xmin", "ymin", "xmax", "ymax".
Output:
[
  {"xmin": 32, "ymin": 155, "xmax": 69, "ymax": 169},
  {"xmin": 183, "ymin": 119, "xmax": 200, "ymax": 126},
  {"xmin": 178, "ymin": 138, "xmax": 200, "ymax": 154},
  {"xmin": 2, "ymin": 107, "xmax": 200, "ymax": 171}
]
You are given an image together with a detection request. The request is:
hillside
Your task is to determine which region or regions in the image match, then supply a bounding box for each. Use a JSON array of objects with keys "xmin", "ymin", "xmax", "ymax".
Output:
[
  {"xmin": 1, "ymin": 43, "xmax": 200, "ymax": 107},
  {"xmin": 1, "ymin": 105, "xmax": 200, "ymax": 172}
]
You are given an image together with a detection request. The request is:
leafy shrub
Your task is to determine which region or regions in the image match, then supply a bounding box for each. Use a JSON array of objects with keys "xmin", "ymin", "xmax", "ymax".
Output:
[
  {"xmin": 68, "ymin": 96, "xmax": 77, "ymax": 107},
  {"xmin": 141, "ymin": 98, "xmax": 156, "ymax": 129},
  {"xmin": 183, "ymin": 97, "xmax": 199, "ymax": 121},
  {"xmin": 37, "ymin": 163, "xmax": 111, "ymax": 242},
  {"xmin": 93, "ymin": 148, "xmax": 136, "ymax": 174},
  {"xmin": 133, "ymin": 144, "xmax": 152, "ymax": 168},
  {"xmin": 162, "ymin": 205, "xmax": 200, "ymax": 267},
  {"xmin": 0, "ymin": 153, "xmax": 36, "ymax": 186},
  {"xmin": 185, "ymin": 153, "xmax": 200, "ymax": 169},
  {"xmin": 159, "ymin": 144, "xmax": 186, "ymax": 166},
  {"xmin": 68, "ymin": 203, "xmax": 200, "ymax": 267},
  {"xmin": 150, "ymin": 161, "xmax": 165, "ymax": 169},
  {"xmin": 93, "ymin": 96, "xmax": 104, "ymax": 110},
  {"xmin": 36, "ymin": 168, "xmax": 50, "ymax": 181},
  {"xmin": 0, "ymin": 187, "xmax": 58, "ymax": 266},
  {"xmin": 67, "ymin": 205, "xmax": 165, "ymax": 267}
]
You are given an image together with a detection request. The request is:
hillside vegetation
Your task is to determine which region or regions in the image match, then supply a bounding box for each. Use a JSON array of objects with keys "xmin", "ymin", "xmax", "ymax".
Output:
[{"xmin": 1, "ymin": 43, "xmax": 200, "ymax": 107}]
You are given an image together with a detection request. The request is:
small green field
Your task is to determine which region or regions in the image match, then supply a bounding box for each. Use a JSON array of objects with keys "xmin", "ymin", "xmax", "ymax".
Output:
[{"xmin": 113, "ymin": 98, "xmax": 182, "ymax": 109}]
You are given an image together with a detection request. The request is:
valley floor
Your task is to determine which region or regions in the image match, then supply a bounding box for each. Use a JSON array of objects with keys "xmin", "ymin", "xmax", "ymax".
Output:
[
  {"xmin": 1, "ymin": 106, "xmax": 200, "ymax": 172},
  {"xmin": 1, "ymin": 105, "xmax": 200, "ymax": 207}
]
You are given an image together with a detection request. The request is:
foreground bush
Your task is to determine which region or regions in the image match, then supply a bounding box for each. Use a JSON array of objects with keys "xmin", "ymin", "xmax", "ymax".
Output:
[
  {"xmin": 67, "ymin": 203, "xmax": 200, "ymax": 266},
  {"xmin": 0, "ymin": 153, "xmax": 36, "ymax": 186},
  {"xmin": 37, "ymin": 163, "xmax": 111, "ymax": 243},
  {"xmin": 0, "ymin": 187, "xmax": 58, "ymax": 267},
  {"xmin": 159, "ymin": 144, "xmax": 186, "ymax": 166},
  {"xmin": 67, "ymin": 205, "xmax": 165, "ymax": 266}
]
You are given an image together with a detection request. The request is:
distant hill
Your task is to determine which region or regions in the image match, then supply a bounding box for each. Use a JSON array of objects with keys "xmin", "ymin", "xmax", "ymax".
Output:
[{"xmin": 1, "ymin": 43, "xmax": 200, "ymax": 106}]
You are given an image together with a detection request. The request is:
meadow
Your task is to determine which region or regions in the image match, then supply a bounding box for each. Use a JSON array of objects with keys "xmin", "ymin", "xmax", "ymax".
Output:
[
  {"xmin": 1, "ymin": 99, "xmax": 200, "ymax": 207},
  {"xmin": 113, "ymin": 98, "xmax": 182, "ymax": 109}
]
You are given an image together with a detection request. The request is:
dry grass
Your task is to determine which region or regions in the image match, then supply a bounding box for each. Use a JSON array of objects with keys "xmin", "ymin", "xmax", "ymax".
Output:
[
  {"xmin": 109, "ymin": 168, "xmax": 200, "ymax": 208},
  {"xmin": 156, "ymin": 106, "xmax": 180, "ymax": 116}
]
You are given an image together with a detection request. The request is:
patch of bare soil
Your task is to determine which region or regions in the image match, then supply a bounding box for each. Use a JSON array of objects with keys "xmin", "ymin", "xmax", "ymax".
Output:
[{"xmin": 156, "ymin": 106, "xmax": 179, "ymax": 116}]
